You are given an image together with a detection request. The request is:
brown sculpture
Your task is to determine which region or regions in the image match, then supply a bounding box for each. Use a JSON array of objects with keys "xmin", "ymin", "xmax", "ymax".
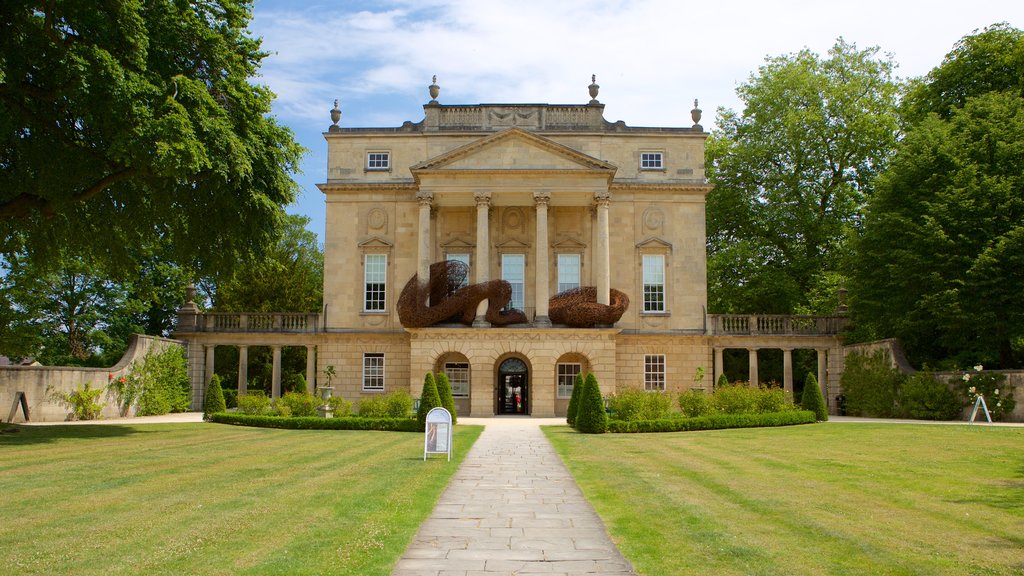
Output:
[
  {"xmin": 398, "ymin": 261, "xmax": 528, "ymax": 328},
  {"xmin": 548, "ymin": 286, "xmax": 630, "ymax": 327}
]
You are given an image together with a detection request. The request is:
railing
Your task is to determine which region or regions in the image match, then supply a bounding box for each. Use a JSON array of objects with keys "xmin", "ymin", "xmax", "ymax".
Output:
[
  {"xmin": 191, "ymin": 313, "xmax": 320, "ymax": 333},
  {"xmin": 708, "ymin": 314, "xmax": 847, "ymax": 336}
]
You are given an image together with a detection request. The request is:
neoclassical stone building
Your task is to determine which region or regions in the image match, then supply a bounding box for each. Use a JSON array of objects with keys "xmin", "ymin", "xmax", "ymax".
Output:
[{"xmin": 175, "ymin": 78, "xmax": 846, "ymax": 417}]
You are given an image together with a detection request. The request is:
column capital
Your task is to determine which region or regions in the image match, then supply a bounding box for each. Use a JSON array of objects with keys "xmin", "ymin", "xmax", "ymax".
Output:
[
  {"xmin": 533, "ymin": 191, "xmax": 551, "ymax": 206},
  {"xmin": 474, "ymin": 190, "xmax": 491, "ymax": 206},
  {"xmin": 416, "ymin": 190, "xmax": 434, "ymax": 206},
  {"xmin": 593, "ymin": 190, "xmax": 612, "ymax": 206}
]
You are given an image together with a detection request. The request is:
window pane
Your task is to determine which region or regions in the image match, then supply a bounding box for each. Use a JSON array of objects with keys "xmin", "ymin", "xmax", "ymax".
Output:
[
  {"xmin": 363, "ymin": 353, "xmax": 385, "ymax": 391},
  {"xmin": 364, "ymin": 254, "xmax": 387, "ymax": 311},
  {"xmin": 557, "ymin": 363, "xmax": 581, "ymax": 399},
  {"xmin": 444, "ymin": 362, "xmax": 470, "ymax": 398},
  {"xmin": 446, "ymin": 253, "xmax": 471, "ymax": 288},
  {"xmin": 642, "ymin": 254, "xmax": 665, "ymax": 312},
  {"xmin": 644, "ymin": 355, "xmax": 665, "ymax": 391},
  {"xmin": 502, "ymin": 254, "xmax": 525, "ymax": 310},
  {"xmin": 367, "ymin": 152, "xmax": 389, "ymax": 169},
  {"xmin": 557, "ymin": 254, "xmax": 580, "ymax": 293}
]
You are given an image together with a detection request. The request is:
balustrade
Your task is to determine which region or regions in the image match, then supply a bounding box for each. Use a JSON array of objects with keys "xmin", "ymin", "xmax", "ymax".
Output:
[
  {"xmin": 188, "ymin": 312, "xmax": 320, "ymax": 333},
  {"xmin": 709, "ymin": 314, "xmax": 847, "ymax": 336}
]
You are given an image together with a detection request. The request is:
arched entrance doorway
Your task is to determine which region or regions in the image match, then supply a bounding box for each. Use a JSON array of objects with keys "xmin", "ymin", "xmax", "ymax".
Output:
[{"xmin": 496, "ymin": 357, "xmax": 529, "ymax": 415}]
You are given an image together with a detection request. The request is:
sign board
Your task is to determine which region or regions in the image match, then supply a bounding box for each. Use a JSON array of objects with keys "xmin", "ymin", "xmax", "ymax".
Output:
[
  {"xmin": 968, "ymin": 395, "xmax": 993, "ymax": 425},
  {"xmin": 424, "ymin": 407, "xmax": 453, "ymax": 461}
]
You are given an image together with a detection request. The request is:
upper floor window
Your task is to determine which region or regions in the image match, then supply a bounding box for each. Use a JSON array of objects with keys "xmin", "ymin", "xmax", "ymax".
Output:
[
  {"xmin": 366, "ymin": 152, "xmax": 390, "ymax": 170},
  {"xmin": 640, "ymin": 151, "xmax": 664, "ymax": 170},
  {"xmin": 557, "ymin": 254, "xmax": 581, "ymax": 293},
  {"xmin": 364, "ymin": 254, "xmax": 387, "ymax": 312},
  {"xmin": 502, "ymin": 253, "xmax": 525, "ymax": 311},
  {"xmin": 363, "ymin": 353, "xmax": 385, "ymax": 391},
  {"xmin": 644, "ymin": 354, "xmax": 666, "ymax": 391},
  {"xmin": 642, "ymin": 254, "xmax": 665, "ymax": 312},
  {"xmin": 444, "ymin": 362, "xmax": 470, "ymax": 398}
]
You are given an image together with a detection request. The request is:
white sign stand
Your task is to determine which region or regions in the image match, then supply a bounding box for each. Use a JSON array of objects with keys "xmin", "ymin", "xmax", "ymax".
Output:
[
  {"xmin": 968, "ymin": 395, "xmax": 993, "ymax": 425},
  {"xmin": 424, "ymin": 407, "xmax": 453, "ymax": 461}
]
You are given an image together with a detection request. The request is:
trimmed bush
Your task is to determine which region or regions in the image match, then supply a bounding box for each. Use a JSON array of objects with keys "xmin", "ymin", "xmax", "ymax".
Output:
[
  {"xmin": 416, "ymin": 372, "xmax": 442, "ymax": 431},
  {"xmin": 566, "ymin": 372, "xmax": 584, "ymax": 428},
  {"xmin": 900, "ymin": 372, "xmax": 962, "ymax": 420},
  {"xmin": 840, "ymin": 350, "xmax": 904, "ymax": 417},
  {"xmin": 608, "ymin": 387, "xmax": 672, "ymax": 421},
  {"xmin": 678, "ymin": 390, "xmax": 714, "ymax": 417},
  {"xmin": 327, "ymin": 396, "xmax": 352, "ymax": 417},
  {"xmin": 435, "ymin": 372, "xmax": 457, "ymax": 424},
  {"xmin": 289, "ymin": 373, "xmax": 309, "ymax": 394},
  {"xmin": 276, "ymin": 390, "xmax": 322, "ymax": 418},
  {"xmin": 358, "ymin": 391, "xmax": 413, "ymax": 418},
  {"xmin": 712, "ymin": 383, "xmax": 760, "ymax": 414},
  {"xmin": 755, "ymin": 386, "xmax": 790, "ymax": 414},
  {"xmin": 203, "ymin": 374, "xmax": 227, "ymax": 420},
  {"xmin": 237, "ymin": 391, "xmax": 272, "ymax": 415},
  {"xmin": 801, "ymin": 373, "xmax": 828, "ymax": 421},
  {"xmin": 211, "ymin": 412, "xmax": 419, "ymax": 432},
  {"xmin": 715, "ymin": 373, "xmax": 729, "ymax": 388},
  {"xmin": 221, "ymin": 387, "xmax": 237, "ymax": 409},
  {"xmin": 575, "ymin": 373, "xmax": 607, "ymax": 434},
  {"xmin": 607, "ymin": 410, "xmax": 816, "ymax": 433}
]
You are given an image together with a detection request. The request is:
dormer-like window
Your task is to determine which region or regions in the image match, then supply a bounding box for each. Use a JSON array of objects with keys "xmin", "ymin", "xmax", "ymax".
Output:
[
  {"xmin": 640, "ymin": 151, "xmax": 663, "ymax": 170},
  {"xmin": 367, "ymin": 151, "xmax": 390, "ymax": 171}
]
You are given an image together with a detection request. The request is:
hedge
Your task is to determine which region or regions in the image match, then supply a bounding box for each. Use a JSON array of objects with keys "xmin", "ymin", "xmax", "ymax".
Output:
[
  {"xmin": 606, "ymin": 410, "xmax": 817, "ymax": 433},
  {"xmin": 210, "ymin": 412, "xmax": 420, "ymax": 432}
]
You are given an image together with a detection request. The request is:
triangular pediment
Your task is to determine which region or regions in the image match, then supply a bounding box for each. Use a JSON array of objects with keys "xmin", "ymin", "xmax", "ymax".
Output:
[
  {"xmin": 636, "ymin": 236, "xmax": 673, "ymax": 251},
  {"xmin": 553, "ymin": 238, "xmax": 587, "ymax": 251},
  {"xmin": 496, "ymin": 239, "xmax": 531, "ymax": 251},
  {"xmin": 441, "ymin": 237, "xmax": 475, "ymax": 249},
  {"xmin": 358, "ymin": 237, "xmax": 393, "ymax": 249},
  {"xmin": 411, "ymin": 128, "xmax": 617, "ymax": 175}
]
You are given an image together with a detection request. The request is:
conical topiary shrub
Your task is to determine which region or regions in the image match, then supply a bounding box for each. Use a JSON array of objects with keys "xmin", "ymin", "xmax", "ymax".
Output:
[
  {"xmin": 716, "ymin": 373, "xmax": 729, "ymax": 389},
  {"xmin": 435, "ymin": 371, "xmax": 457, "ymax": 425},
  {"xmin": 416, "ymin": 372, "xmax": 442, "ymax": 431},
  {"xmin": 566, "ymin": 371, "xmax": 584, "ymax": 428},
  {"xmin": 575, "ymin": 373, "xmax": 607, "ymax": 434},
  {"xmin": 801, "ymin": 372, "xmax": 828, "ymax": 421},
  {"xmin": 203, "ymin": 374, "xmax": 226, "ymax": 420}
]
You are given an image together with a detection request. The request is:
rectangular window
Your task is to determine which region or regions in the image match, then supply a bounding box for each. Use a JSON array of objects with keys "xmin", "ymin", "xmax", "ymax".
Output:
[
  {"xmin": 644, "ymin": 355, "xmax": 665, "ymax": 391},
  {"xmin": 444, "ymin": 362, "xmax": 470, "ymax": 398},
  {"xmin": 642, "ymin": 254, "xmax": 665, "ymax": 312},
  {"xmin": 640, "ymin": 151, "xmax": 663, "ymax": 170},
  {"xmin": 446, "ymin": 253, "xmax": 471, "ymax": 289},
  {"xmin": 363, "ymin": 353, "xmax": 385, "ymax": 391},
  {"xmin": 557, "ymin": 254, "xmax": 581, "ymax": 293},
  {"xmin": 502, "ymin": 253, "xmax": 525, "ymax": 311},
  {"xmin": 367, "ymin": 152, "xmax": 390, "ymax": 170},
  {"xmin": 557, "ymin": 363, "xmax": 582, "ymax": 399},
  {"xmin": 364, "ymin": 254, "xmax": 387, "ymax": 312}
]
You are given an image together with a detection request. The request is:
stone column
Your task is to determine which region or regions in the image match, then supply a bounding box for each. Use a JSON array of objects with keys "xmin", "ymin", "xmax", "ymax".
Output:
[
  {"xmin": 473, "ymin": 191, "xmax": 491, "ymax": 327},
  {"xmin": 238, "ymin": 345, "xmax": 248, "ymax": 395},
  {"xmin": 417, "ymin": 192, "xmax": 433, "ymax": 283},
  {"xmin": 594, "ymin": 191, "xmax": 611, "ymax": 306},
  {"xmin": 782, "ymin": 348, "xmax": 794, "ymax": 395},
  {"xmin": 713, "ymin": 347, "xmax": 725, "ymax": 386},
  {"xmin": 204, "ymin": 345, "xmax": 215, "ymax": 403},
  {"xmin": 271, "ymin": 345, "xmax": 282, "ymax": 399},
  {"xmin": 748, "ymin": 348, "xmax": 759, "ymax": 388},
  {"xmin": 305, "ymin": 345, "xmax": 316, "ymax": 393},
  {"xmin": 817, "ymin": 348, "xmax": 828, "ymax": 410},
  {"xmin": 533, "ymin": 192, "xmax": 551, "ymax": 326}
]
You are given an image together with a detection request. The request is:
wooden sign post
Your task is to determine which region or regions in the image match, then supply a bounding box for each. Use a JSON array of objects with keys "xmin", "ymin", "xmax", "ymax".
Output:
[{"xmin": 424, "ymin": 407, "xmax": 453, "ymax": 461}]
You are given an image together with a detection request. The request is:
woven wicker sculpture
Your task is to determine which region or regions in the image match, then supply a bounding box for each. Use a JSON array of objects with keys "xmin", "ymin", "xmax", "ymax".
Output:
[
  {"xmin": 548, "ymin": 286, "xmax": 630, "ymax": 327},
  {"xmin": 398, "ymin": 260, "xmax": 528, "ymax": 328}
]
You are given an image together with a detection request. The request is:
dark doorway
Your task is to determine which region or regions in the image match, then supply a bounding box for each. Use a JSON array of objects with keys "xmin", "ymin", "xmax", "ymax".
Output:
[{"xmin": 497, "ymin": 357, "xmax": 529, "ymax": 415}]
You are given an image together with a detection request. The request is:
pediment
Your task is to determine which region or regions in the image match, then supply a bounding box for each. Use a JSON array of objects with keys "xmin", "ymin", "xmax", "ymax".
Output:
[
  {"xmin": 411, "ymin": 128, "xmax": 617, "ymax": 176},
  {"xmin": 441, "ymin": 237, "xmax": 475, "ymax": 249},
  {"xmin": 358, "ymin": 236, "xmax": 394, "ymax": 249},
  {"xmin": 496, "ymin": 239, "xmax": 531, "ymax": 251},
  {"xmin": 553, "ymin": 238, "xmax": 587, "ymax": 251},
  {"xmin": 636, "ymin": 236, "xmax": 673, "ymax": 251}
]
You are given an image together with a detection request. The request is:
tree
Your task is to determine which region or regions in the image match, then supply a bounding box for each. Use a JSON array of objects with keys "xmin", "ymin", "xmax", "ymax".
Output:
[
  {"xmin": 416, "ymin": 372, "xmax": 441, "ymax": 431},
  {"xmin": 0, "ymin": 1, "xmax": 303, "ymax": 275},
  {"xmin": 706, "ymin": 39, "xmax": 901, "ymax": 314},
  {"xmin": 801, "ymin": 373, "xmax": 828, "ymax": 421},
  {"xmin": 435, "ymin": 371, "xmax": 457, "ymax": 424},
  {"xmin": 575, "ymin": 373, "xmax": 607, "ymax": 434},
  {"xmin": 204, "ymin": 374, "xmax": 227, "ymax": 420},
  {"xmin": 566, "ymin": 371, "xmax": 584, "ymax": 427}
]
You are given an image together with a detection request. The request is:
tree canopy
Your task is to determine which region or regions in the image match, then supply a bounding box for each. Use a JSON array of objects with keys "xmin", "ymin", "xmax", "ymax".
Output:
[
  {"xmin": 0, "ymin": 0, "xmax": 303, "ymax": 275},
  {"xmin": 706, "ymin": 39, "xmax": 901, "ymax": 314}
]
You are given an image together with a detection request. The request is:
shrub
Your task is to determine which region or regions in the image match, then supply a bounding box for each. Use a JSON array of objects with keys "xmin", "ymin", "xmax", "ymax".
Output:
[
  {"xmin": 54, "ymin": 382, "xmax": 106, "ymax": 420},
  {"xmin": 237, "ymin": 391, "xmax": 272, "ymax": 415},
  {"xmin": 380, "ymin": 390, "xmax": 414, "ymax": 417},
  {"xmin": 289, "ymin": 373, "xmax": 309, "ymax": 394},
  {"xmin": 327, "ymin": 396, "xmax": 352, "ymax": 417},
  {"xmin": 566, "ymin": 372, "xmax": 584, "ymax": 428},
  {"xmin": 416, "ymin": 373, "xmax": 442, "ymax": 431},
  {"xmin": 840, "ymin": 350, "xmax": 904, "ymax": 417},
  {"xmin": 435, "ymin": 372, "xmax": 457, "ymax": 424},
  {"xmin": 607, "ymin": 410, "xmax": 816, "ymax": 433},
  {"xmin": 715, "ymin": 373, "xmax": 729, "ymax": 388},
  {"xmin": 276, "ymin": 390, "xmax": 322, "ymax": 418},
  {"xmin": 135, "ymin": 346, "xmax": 190, "ymax": 416},
  {"xmin": 801, "ymin": 373, "xmax": 828, "ymax": 421},
  {"xmin": 712, "ymin": 383, "xmax": 760, "ymax": 414},
  {"xmin": 211, "ymin": 413, "xmax": 419, "ymax": 432},
  {"xmin": 608, "ymin": 387, "xmax": 672, "ymax": 421},
  {"xmin": 203, "ymin": 375, "xmax": 227, "ymax": 420},
  {"xmin": 107, "ymin": 372, "xmax": 142, "ymax": 417},
  {"xmin": 960, "ymin": 369, "xmax": 1015, "ymax": 421},
  {"xmin": 755, "ymin": 386, "xmax": 790, "ymax": 414},
  {"xmin": 575, "ymin": 373, "xmax": 607, "ymax": 434},
  {"xmin": 900, "ymin": 372, "xmax": 962, "ymax": 420},
  {"xmin": 678, "ymin": 390, "xmax": 714, "ymax": 417},
  {"xmin": 221, "ymin": 387, "xmax": 237, "ymax": 409}
]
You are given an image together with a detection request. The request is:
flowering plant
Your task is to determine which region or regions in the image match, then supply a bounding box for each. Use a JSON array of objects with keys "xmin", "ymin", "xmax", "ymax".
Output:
[{"xmin": 959, "ymin": 365, "xmax": 1015, "ymax": 421}]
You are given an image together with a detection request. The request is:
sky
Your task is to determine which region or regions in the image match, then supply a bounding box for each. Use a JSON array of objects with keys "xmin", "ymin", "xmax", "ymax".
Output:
[{"xmin": 248, "ymin": 0, "xmax": 1022, "ymax": 243}]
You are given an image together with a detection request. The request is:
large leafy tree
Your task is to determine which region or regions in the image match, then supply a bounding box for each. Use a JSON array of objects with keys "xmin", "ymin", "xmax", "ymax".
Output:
[
  {"xmin": 849, "ymin": 25, "xmax": 1024, "ymax": 369},
  {"xmin": 706, "ymin": 39, "xmax": 901, "ymax": 314},
  {"xmin": 0, "ymin": 0, "xmax": 303, "ymax": 275}
]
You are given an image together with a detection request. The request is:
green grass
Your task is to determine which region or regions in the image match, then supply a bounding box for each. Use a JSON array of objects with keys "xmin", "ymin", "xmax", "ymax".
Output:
[
  {"xmin": 544, "ymin": 423, "xmax": 1024, "ymax": 576},
  {"xmin": 0, "ymin": 422, "xmax": 481, "ymax": 576}
]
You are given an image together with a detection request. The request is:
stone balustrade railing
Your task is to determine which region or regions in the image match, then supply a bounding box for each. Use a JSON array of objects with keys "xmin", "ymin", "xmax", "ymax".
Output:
[
  {"xmin": 188, "ymin": 312, "xmax": 320, "ymax": 333},
  {"xmin": 708, "ymin": 314, "xmax": 847, "ymax": 336}
]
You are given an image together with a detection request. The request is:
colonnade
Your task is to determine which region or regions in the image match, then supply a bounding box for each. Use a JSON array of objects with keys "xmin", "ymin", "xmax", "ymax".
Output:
[
  {"xmin": 713, "ymin": 346, "xmax": 828, "ymax": 397},
  {"xmin": 203, "ymin": 344, "xmax": 317, "ymax": 398}
]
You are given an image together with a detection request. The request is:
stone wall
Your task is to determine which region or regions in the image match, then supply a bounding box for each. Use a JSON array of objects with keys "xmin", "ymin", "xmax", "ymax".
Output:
[{"xmin": 1, "ymin": 335, "xmax": 185, "ymax": 423}]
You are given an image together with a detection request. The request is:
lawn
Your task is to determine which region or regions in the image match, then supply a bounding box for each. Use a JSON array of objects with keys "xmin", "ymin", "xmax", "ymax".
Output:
[
  {"xmin": 0, "ymin": 422, "xmax": 482, "ymax": 576},
  {"xmin": 545, "ymin": 423, "xmax": 1024, "ymax": 576}
]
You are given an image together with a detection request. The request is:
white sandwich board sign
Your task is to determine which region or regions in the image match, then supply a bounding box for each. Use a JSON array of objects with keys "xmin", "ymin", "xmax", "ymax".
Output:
[{"xmin": 424, "ymin": 407, "xmax": 453, "ymax": 461}]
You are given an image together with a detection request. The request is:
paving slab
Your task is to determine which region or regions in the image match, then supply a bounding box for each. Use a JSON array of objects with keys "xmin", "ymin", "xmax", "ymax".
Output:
[{"xmin": 393, "ymin": 418, "xmax": 635, "ymax": 576}]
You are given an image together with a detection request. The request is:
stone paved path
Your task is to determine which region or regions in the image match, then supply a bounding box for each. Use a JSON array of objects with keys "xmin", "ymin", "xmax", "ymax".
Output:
[{"xmin": 392, "ymin": 418, "xmax": 636, "ymax": 576}]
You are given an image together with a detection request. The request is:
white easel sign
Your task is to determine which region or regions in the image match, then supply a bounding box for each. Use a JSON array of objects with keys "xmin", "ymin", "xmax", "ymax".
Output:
[
  {"xmin": 968, "ymin": 395, "xmax": 993, "ymax": 425},
  {"xmin": 424, "ymin": 407, "xmax": 453, "ymax": 461}
]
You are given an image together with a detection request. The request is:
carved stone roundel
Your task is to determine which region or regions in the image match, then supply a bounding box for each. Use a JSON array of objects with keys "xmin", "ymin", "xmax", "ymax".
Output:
[
  {"xmin": 502, "ymin": 207, "xmax": 524, "ymax": 232},
  {"xmin": 643, "ymin": 207, "xmax": 664, "ymax": 233},
  {"xmin": 367, "ymin": 208, "xmax": 387, "ymax": 231}
]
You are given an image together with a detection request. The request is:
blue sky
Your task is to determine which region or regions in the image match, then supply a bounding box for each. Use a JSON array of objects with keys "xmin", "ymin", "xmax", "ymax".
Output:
[{"xmin": 248, "ymin": 0, "xmax": 1022, "ymax": 243}]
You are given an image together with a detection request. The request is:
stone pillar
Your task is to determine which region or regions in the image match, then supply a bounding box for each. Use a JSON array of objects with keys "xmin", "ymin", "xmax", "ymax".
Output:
[
  {"xmin": 594, "ymin": 191, "xmax": 611, "ymax": 306},
  {"xmin": 204, "ymin": 345, "xmax": 215, "ymax": 403},
  {"xmin": 473, "ymin": 191, "xmax": 491, "ymax": 327},
  {"xmin": 417, "ymin": 192, "xmax": 433, "ymax": 283},
  {"xmin": 713, "ymin": 347, "xmax": 725, "ymax": 386},
  {"xmin": 782, "ymin": 348, "xmax": 794, "ymax": 396},
  {"xmin": 817, "ymin": 348, "xmax": 828, "ymax": 409},
  {"xmin": 271, "ymin": 345, "xmax": 282, "ymax": 399},
  {"xmin": 748, "ymin": 348, "xmax": 759, "ymax": 388},
  {"xmin": 238, "ymin": 345, "xmax": 248, "ymax": 395},
  {"xmin": 533, "ymin": 192, "xmax": 551, "ymax": 326},
  {"xmin": 305, "ymin": 345, "xmax": 316, "ymax": 393}
]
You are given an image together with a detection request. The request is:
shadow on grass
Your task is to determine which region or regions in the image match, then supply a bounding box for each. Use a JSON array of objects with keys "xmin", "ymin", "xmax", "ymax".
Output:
[{"xmin": 0, "ymin": 423, "xmax": 157, "ymax": 445}]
